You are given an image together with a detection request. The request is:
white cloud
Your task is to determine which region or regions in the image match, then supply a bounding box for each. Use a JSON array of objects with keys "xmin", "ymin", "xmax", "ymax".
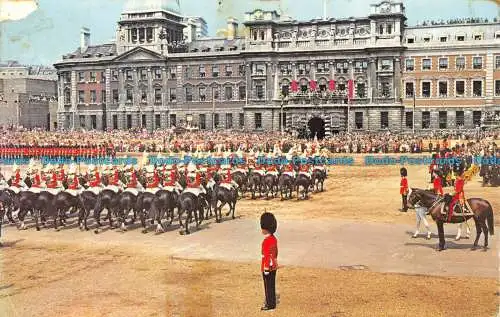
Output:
[{"xmin": 0, "ymin": 0, "xmax": 38, "ymax": 22}]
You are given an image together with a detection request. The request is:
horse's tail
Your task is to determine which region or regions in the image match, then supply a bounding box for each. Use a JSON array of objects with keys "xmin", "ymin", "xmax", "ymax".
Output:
[{"xmin": 486, "ymin": 202, "xmax": 494, "ymax": 236}]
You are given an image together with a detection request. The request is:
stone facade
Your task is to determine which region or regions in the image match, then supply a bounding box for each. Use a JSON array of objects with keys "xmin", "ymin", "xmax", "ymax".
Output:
[{"xmin": 54, "ymin": 0, "xmax": 500, "ymax": 136}]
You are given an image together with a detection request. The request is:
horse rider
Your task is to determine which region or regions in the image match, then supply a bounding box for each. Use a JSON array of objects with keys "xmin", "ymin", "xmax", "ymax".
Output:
[
  {"xmin": 56, "ymin": 164, "xmax": 66, "ymax": 187},
  {"xmin": 448, "ymin": 167, "xmax": 466, "ymax": 222},
  {"xmin": 45, "ymin": 164, "xmax": 62, "ymax": 195},
  {"xmin": 105, "ymin": 165, "xmax": 122, "ymax": 193},
  {"xmin": 28, "ymin": 163, "xmax": 43, "ymax": 193},
  {"xmin": 220, "ymin": 164, "xmax": 238, "ymax": 189},
  {"xmin": 399, "ymin": 167, "xmax": 409, "ymax": 212},
  {"xmin": 9, "ymin": 164, "xmax": 27, "ymax": 194},
  {"xmin": 162, "ymin": 164, "xmax": 182, "ymax": 194},
  {"xmin": 265, "ymin": 159, "xmax": 279, "ymax": 177},
  {"xmin": 432, "ymin": 170, "xmax": 444, "ymax": 196},
  {"xmin": 184, "ymin": 163, "xmax": 206, "ymax": 196},
  {"xmin": 87, "ymin": 164, "xmax": 103, "ymax": 195},
  {"xmin": 145, "ymin": 165, "xmax": 161, "ymax": 194},
  {"xmin": 298, "ymin": 160, "xmax": 311, "ymax": 179},
  {"xmin": 312, "ymin": 150, "xmax": 327, "ymax": 175},
  {"xmin": 124, "ymin": 165, "xmax": 143, "ymax": 196},
  {"xmin": 66, "ymin": 164, "xmax": 82, "ymax": 196},
  {"xmin": 282, "ymin": 159, "xmax": 296, "ymax": 178}
]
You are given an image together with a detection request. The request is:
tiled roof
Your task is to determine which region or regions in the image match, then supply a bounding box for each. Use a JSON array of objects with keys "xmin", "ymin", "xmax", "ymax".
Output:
[
  {"xmin": 63, "ymin": 43, "xmax": 117, "ymax": 59},
  {"xmin": 186, "ymin": 37, "xmax": 245, "ymax": 52}
]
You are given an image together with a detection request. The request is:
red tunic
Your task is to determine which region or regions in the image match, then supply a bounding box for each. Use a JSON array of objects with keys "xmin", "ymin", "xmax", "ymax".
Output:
[
  {"xmin": 68, "ymin": 175, "xmax": 79, "ymax": 190},
  {"xmin": 46, "ymin": 173, "xmax": 58, "ymax": 188},
  {"xmin": 433, "ymin": 176, "xmax": 443, "ymax": 195},
  {"xmin": 89, "ymin": 172, "xmax": 101, "ymax": 187},
  {"xmin": 261, "ymin": 234, "xmax": 278, "ymax": 272},
  {"xmin": 284, "ymin": 163, "xmax": 294, "ymax": 172},
  {"xmin": 163, "ymin": 170, "xmax": 177, "ymax": 186},
  {"xmin": 147, "ymin": 172, "xmax": 160, "ymax": 188},
  {"xmin": 400, "ymin": 177, "xmax": 408, "ymax": 195},
  {"xmin": 187, "ymin": 173, "xmax": 201, "ymax": 188},
  {"xmin": 449, "ymin": 178, "xmax": 465, "ymax": 221},
  {"xmin": 108, "ymin": 170, "xmax": 119, "ymax": 186},
  {"xmin": 266, "ymin": 165, "xmax": 277, "ymax": 172},
  {"xmin": 299, "ymin": 164, "xmax": 309, "ymax": 173},
  {"xmin": 32, "ymin": 174, "xmax": 42, "ymax": 187},
  {"xmin": 127, "ymin": 172, "xmax": 138, "ymax": 188},
  {"xmin": 12, "ymin": 172, "xmax": 21, "ymax": 187},
  {"xmin": 222, "ymin": 169, "xmax": 232, "ymax": 183},
  {"xmin": 57, "ymin": 169, "xmax": 65, "ymax": 182}
]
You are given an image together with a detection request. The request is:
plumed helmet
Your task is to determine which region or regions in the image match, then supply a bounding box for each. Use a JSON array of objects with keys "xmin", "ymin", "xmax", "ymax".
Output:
[
  {"xmin": 400, "ymin": 167, "xmax": 407, "ymax": 177},
  {"xmin": 260, "ymin": 212, "xmax": 277, "ymax": 234}
]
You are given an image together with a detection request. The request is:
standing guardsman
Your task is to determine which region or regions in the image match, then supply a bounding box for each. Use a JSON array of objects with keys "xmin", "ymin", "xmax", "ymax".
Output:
[
  {"xmin": 260, "ymin": 211, "xmax": 278, "ymax": 311},
  {"xmin": 399, "ymin": 167, "xmax": 409, "ymax": 212}
]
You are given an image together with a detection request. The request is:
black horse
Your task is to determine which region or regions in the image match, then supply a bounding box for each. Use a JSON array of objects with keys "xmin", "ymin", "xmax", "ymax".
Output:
[
  {"xmin": 154, "ymin": 189, "xmax": 179, "ymax": 231},
  {"xmin": 278, "ymin": 173, "xmax": 294, "ymax": 200},
  {"xmin": 311, "ymin": 168, "xmax": 326, "ymax": 192},
  {"xmin": 135, "ymin": 191, "xmax": 159, "ymax": 233},
  {"xmin": 211, "ymin": 182, "xmax": 237, "ymax": 223},
  {"xmin": 408, "ymin": 188, "xmax": 494, "ymax": 251},
  {"xmin": 231, "ymin": 170, "xmax": 248, "ymax": 199},
  {"xmin": 295, "ymin": 174, "xmax": 312, "ymax": 200},
  {"xmin": 248, "ymin": 172, "xmax": 263, "ymax": 199},
  {"xmin": 177, "ymin": 191, "xmax": 203, "ymax": 235}
]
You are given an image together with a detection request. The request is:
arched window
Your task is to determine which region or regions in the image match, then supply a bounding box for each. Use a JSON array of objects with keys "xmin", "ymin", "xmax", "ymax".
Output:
[
  {"xmin": 379, "ymin": 24, "xmax": 384, "ymax": 34},
  {"xmin": 260, "ymin": 30, "xmax": 265, "ymax": 40},
  {"xmin": 318, "ymin": 78, "xmax": 328, "ymax": 91},
  {"xmin": 253, "ymin": 30, "xmax": 258, "ymax": 40},
  {"xmin": 299, "ymin": 78, "xmax": 309, "ymax": 92},
  {"xmin": 281, "ymin": 79, "xmax": 290, "ymax": 96}
]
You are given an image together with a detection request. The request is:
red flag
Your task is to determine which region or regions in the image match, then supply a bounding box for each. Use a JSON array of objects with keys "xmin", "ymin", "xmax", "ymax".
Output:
[
  {"xmin": 348, "ymin": 79, "xmax": 354, "ymax": 100},
  {"xmin": 329, "ymin": 79, "xmax": 335, "ymax": 91},
  {"xmin": 309, "ymin": 80, "xmax": 317, "ymax": 91},
  {"xmin": 291, "ymin": 80, "xmax": 298, "ymax": 92}
]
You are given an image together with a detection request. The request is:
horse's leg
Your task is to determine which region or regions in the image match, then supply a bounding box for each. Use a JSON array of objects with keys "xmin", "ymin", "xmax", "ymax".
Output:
[
  {"xmin": 436, "ymin": 221, "xmax": 446, "ymax": 251},
  {"xmin": 140, "ymin": 209, "xmax": 148, "ymax": 234},
  {"xmin": 471, "ymin": 218, "xmax": 481, "ymax": 250},
  {"xmin": 194, "ymin": 207, "xmax": 199, "ymax": 229},
  {"xmin": 480, "ymin": 219, "xmax": 489, "ymax": 250},
  {"xmin": 184, "ymin": 210, "xmax": 191, "ymax": 235}
]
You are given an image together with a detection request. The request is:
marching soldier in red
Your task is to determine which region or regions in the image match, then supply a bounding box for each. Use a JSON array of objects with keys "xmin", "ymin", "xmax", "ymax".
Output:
[
  {"xmin": 432, "ymin": 171, "xmax": 444, "ymax": 196},
  {"xmin": 400, "ymin": 167, "xmax": 409, "ymax": 212},
  {"xmin": 260, "ymin": 212, "xmax": 278, "ymax": 311},
  {"xmin": 448, "ymin": 168, "xmax": 465, "ymax": 222}
]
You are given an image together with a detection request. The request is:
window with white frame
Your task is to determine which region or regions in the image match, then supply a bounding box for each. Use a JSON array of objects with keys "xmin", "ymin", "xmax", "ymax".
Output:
[
  {"xmin": 438, "ymin": 81, "xmax": 448, "ymax": 97},
  {"xmin": 473, "ymin": 34, "xmax": 482, "ymax": 40},
  {"xmin": 455, "ymin": 80, "xmax": 465, "ymax": 97},
  {"xmin": 89, "ymin": 72, "xmax": 97, "ymax": 82},
  {"xmin": 440, "ymin": 36, "xmax": 447, "ymax": 42},
  {"xmin": 90, "ymin": 90, "xmax": 97, "ymax": 103},
  {"xmin": 456, "ymin": 57, "xmax": 465, "ymax": 70},
  {"xmin": 472, "ymin": 80, "xmax": 482, "ymax": 97},
  {"xmin": 405, "ymin": 82, "xmax": 414, "ymax": 98},
  {"xmin": 495, "ymin": 80, "xmax": 500, "ymax": 96},
  {"xmin": 438, "ymin": 58, "xmax": 448, "ymax": 70},
  {"xmin": 405, "ymin": 59, "xmax": 414, "ymax": 71},
  {"xmin": 422, "ymin": 58, "xmax": 431, "ymax": 70},
  {"xmin": 495, "ymin": 56, "xmax": 500, "ymax": 69},
  {"xmin": 456, "ymin": 35, "xmax": 465, "ymax": 41},
  {"xmin": 406, "ymin": 37, "xmax": 415, "ymax": 44},
  {"xmin": 421, "ymin": 81, "xmax": 431, "ymax": 98},
  {"xmin": 473, "ymin": 57, "xmax": 482, "ymax": 69}
]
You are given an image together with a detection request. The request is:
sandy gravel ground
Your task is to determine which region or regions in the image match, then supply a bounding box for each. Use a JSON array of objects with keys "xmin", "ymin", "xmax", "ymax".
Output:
[{"xmin": 0, "ymin": 162, "xmax": 498, "ymax": 316}]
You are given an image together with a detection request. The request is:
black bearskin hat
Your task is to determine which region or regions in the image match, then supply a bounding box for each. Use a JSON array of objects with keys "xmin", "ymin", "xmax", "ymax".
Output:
[
  {"xmin": 400, "ymin": 167, "xmax": 407, "ymax": 177},
  {"xmin": 260, "ymin": 212, "xmax": 277, "ymax": 234}
]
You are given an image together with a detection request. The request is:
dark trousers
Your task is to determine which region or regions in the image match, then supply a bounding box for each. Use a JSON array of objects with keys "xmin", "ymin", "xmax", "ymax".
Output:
[
  {"xmin": 401, "ymin": 195, "xmax": 408, "ymax": 211},
  {"xmin": 262, "ymin": 271, "xmax": 276, "ymax": 308}
]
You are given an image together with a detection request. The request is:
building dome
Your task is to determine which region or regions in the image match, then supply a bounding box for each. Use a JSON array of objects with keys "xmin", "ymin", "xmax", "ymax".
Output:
[{"xmin": 123, "ymin": 0, "xmax": 181, "ymax": 15}]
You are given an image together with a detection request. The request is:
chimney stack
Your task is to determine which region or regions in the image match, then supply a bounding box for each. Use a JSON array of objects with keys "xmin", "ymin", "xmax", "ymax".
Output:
[
  {"xmin": 226, "ymin": 17, "xmax": 238, "ymax": 40},
  {"xmin": 80, "ymin": 27, "xmax": 90, "ymax": 54}
]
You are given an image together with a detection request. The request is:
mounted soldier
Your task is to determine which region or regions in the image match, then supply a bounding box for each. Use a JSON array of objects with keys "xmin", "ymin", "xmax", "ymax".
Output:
[
  {"xmin": 447, "ymin": 167, "xmax": 466, "ymax": 222},
  {"xmin": 27, "ymin": 161, "xmax": 43, "ymax": 193},
  {"xmin": 44, "ymin": 164, "xmax": 62, "ymax": 195},
  {"xmin": 220, "ymin": 164, "xmax": 238, "ymax": 190},
  {"xmin": 86, "ymin": 164, "xmax": 103, "ymax": 195},
  {"xmin": 56, "ymin": 163, "xmax": 66, "ymax": 187},
  {"xmin": 298, "ymin": 158, "xmax": 311, "ymax": 179},
  {"xmin": 66, "ymin": 164, "xmax": 82, "ymax": 196},
  {"xmin": 9, "ymin": 164, "xmax": 26, "ymax": 194},
  {"xmin": 124, "ymin": 165, "xmax": 143, "ymax": 196},
  {"xmin": 144, "ymin": 165, "xmax": 161, "ymax": 194},
  {"xmin": 105, "ymin": 165, "xmax": 122, "ymax": 193},
  {"xmin": 162, "ymin": 164, "xmax": 182, "ymax": 194},
  {"xmin": 184, "ymin": 162, "xmax": 205, "ymax": 196}
]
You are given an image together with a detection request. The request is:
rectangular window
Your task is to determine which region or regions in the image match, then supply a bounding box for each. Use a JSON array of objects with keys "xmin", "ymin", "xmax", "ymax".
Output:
[
  {"xmin": 255, "ymin": 64, "xmax": 266, "ymax": 75},
  {"xmin": 112, "ymin": 89, "xmax": 119, "ymax": 103},
  {"xmin": 79, "ymin": 115, "xmax": 86, "ymax": 128},
  {"xmin": 170, "ymin": 114, "xmax": 176, "ymax": 127},
  {"xmin": 226, "ymin": 113, "xmax": 233, "ymax": 129},
  {"xmin": 356, "ymin": 83, "xmax": 365, "ymax": 98},
  {"xmin": 439, "ymin": 111, "xmax": 447, "ymax": 129},
  {"xmin": 455, "ymin": 81, "xmax": 465, "ymax": 97},
  {"xmin": 380, "ymin": 111, "xmax": 389, "ymax": 129},
  {"xmin": 495, "ymin": 80, "xmax": 500, "ymax": 96},
  {"xmin": 199, "ymin": 114, "xmax": 206, "ymax": 130},
  {"xmin": 199, "ymin": 66, "xmax": 205, "ymax": 77},
  {"xmin": 146, "ymin": 28, "xmax": 153, "ymax": 42},
  {"xmin": 154, "ymin": 68, "xmax": 162, "ymax": 80},
  {"xmin": 140, "ymin": 69, "xmax": 147, "ymax": 80},
  {"xmin": 456, "ymin": 57, "xmax": 465, "ymax": 70},
  {"xmin": 422, "ymin": 111, "xmax": 431, "ymax": 129},
  {"xmin": 140, "ymin": 89, "xmax": 147, "ymax": 103},
  {"xmin": 254, "ymin": 113, "xmax": 262, "ymax": 129},
  {"xmin": 439, "ymin": 81, "xmax": 448, "ymax": 97},
  {"xmin": 199, "ymin": 87, "xmax": 206, "ymax": 101},
  {"xmin": 170, "ymin": 88, "xmax": 176, "ymax": 102},
  {"xmin": 212, "ymin": 65, "xmax": 219, "ymax": 77},
  {"xmin": 213, "ymin": 88, "xmax": 220, "ymax": 100},
  {"xmin": 440, "ymin": 36, "xmax": 447, "ymax": 42},
  {"xmin": 239, "ymin": 113, "xmax": 245, "ymax": 128},
  {"xmin": 214, "ymin": 113, "xmax": 220, "ymax": 128},
  {"xmin": 239, "ymin": 86, "xmax": 246, "ymax": 100},
  {"xmin": 64, "ymin": 90, "xmax": 71, "ymax": 104},
  {"xmin": 457, "ymin": 35, "xmax": 465, "ymax": 41},
  {"xmin": 126, "ymin": 89, "xmax": 133, "ymax": 102},
  {"xmin": 101, "ymin": 90, "xmax": 106, "ymax": 103},
  {"xmin": 439, "ymin": 58, "xmax": 448, "ymax": 70},
  {"xmin": 112, "ymin": 115, "xmax": 118, "ymax": 129},
  {"xmin": 473, "ymin": 111, "xmax": 481, "ymax": 126},
  {"xmin": 101, "ymin": 72, "xmax": 106, "ymax": 83},
  {"xmin": 126, "ymin": 70, "xmax": 133, "ymax": 81},
  {"xmin": 185, "ymin": 86, "xmax": 193, "ymax": 101},
  {"xmin": 170, "ymin": 68, "xmax": 176, "ymax": 79},
  {"xmin": 381, "ymin": 59, "xmax": 392, "ymax": 71},
  {"xmin": 78, "ymin": 90, "xmax": 84, "ymax": 103},
  {"xmin": 112, "ymin": 70, "xmax": 118, "ymax": 81},
  {"xmin": 141, "ymin": 114, "xmax": 146, "ymax": 128},
  {"xmin": 405, "ymin": 82, "xmax": 414, "ymax": 98},
  {"xmin": 225, "ymin": 65, "xmax": 233, "ymax": 77},
  {"xmin": 422, "ymin": 82, "xmax": 431, "ymax": 98},
  {"xmin": 474, "ymin": 34, "xmax": 482, "ymax": 40},
  {"xmin": 154, "ymin": 88, "xmax": 162, "ymax": 103},
  {"xmin": 78, "ymin": 72, "xmax": 85, "ymax": 82},
  {"xmin": 90, "ymin": 72, "xmax": 97, "ymax": 82},
  {"xmin": 355, "ymin": 112, "xmax": 363, "ymax": 129},
  {"xmin": 473, "ymin": 81, "xmax": 482, "ymax": 97},
  {"xmin": 495, "ymin": 56, "xmax": 500, "ymax": 69},
  {"xmin": 90, "ymin": 115, "xmax": 97, "ymax": 129},
  {"xmin": 155, "ymin": 114, "xmax": 161, "ymax": 129},
  {"xmin": 405, "ymin": 112, "xmax": 413, "ymax": 129},
  {"xmin": 405, "ymin": 59, "xmax": 414, "ymax": 71},
  {"xmin": 126, "ymin": 114, "xmax": 133, "ymax": 129},
  {"xmin": 407, "ymin": 38, "xmax": 414, "ymax": 44},
  {"xmin": 422, "ymin": 58, "xmax": 431, "ymax": 70},
  {"xmin": 456, "ymin": 111, "xmax": 464, "ymax": 126},
  {"xmin": 256, "ymin": 85, "xmax": 264, "ymax": 99},
  {"xmin": 90, "ymin": 90, "xmax": 97, "ymax": 103},
  {"xmin": 473, "ymin": 57, "xmax": 482, "ymax": 69},
  {"xmin": 225, "ymin": 86, "xmax": 233, "ymax": 100}
]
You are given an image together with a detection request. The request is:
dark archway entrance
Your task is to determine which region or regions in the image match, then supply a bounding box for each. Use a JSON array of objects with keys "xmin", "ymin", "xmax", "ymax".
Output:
[{"xmin": 308, "ymin": 117, "xmax": 325, "ymax": 139}]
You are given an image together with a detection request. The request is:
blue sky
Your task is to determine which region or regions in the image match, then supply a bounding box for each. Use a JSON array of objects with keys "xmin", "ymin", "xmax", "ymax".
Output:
[{"xmin": 0, "ymin": 0, "xmax": 498, "ymax": 65}]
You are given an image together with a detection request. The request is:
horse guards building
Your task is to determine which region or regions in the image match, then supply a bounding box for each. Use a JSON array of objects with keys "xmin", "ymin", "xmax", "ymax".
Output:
[{"xmin": 54, "ymin": 0, "xmax": 500, "ymax": 138}]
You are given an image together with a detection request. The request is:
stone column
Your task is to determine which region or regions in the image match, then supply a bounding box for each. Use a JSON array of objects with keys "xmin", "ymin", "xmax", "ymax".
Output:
[
  {"xmin": 162, "ymin": 67, "xmax": 168, "ymax": 109},
  {"xmin": 118, "ymin": 69, "xmax": 125, "ymax": 109},
  {"xmin": 273, "ymin": 63, "xmax": 279, "ymax": 100},
  {"xmin": 133, "ymin": 68, "xmax": 139, "ymax": 108},
  {"xmin": 147, "ymin": 67, "xmax": 153, "ymax": 107},
  {"xmin": 292, "ymin": 63, "xmax": 297, "ymax": 81},
  {"xmin": 394, "ymin": 57, "xmax": 401, "ymax": 102},
  {"xmin": 245, "ymin": 63, "xmax": 251, "ymax": 104},
  {"xmin": 368, "ymin": 58, "xmax": 376, "ymax": 102},
  {"xmin": 310, "ymin": 61, "xmax": 316, "ymax": 81}
]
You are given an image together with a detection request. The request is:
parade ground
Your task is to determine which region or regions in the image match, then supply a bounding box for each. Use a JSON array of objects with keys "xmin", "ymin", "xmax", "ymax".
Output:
[{"xmin": 1, "ymin": 161, "xmax": 499, "ymax": 317}]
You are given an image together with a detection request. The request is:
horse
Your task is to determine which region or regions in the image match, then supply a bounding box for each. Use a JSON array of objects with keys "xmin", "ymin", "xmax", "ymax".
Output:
[
  {"xmin": 0, "ymin": 189, "xmax": 16, "ymax": 224},
  {"xmin": 154, "ymin": 189, "xmax": 179, "ymax": 232},
  {"xmin": 33, "ymin": 191, "xmax": 58, "ymax": 231},
  {"xmin": 407, "ymin": 188, "xmax": 494, "ymax": 251},
  {"xmin": 248, "ymin": 172, "xmax": 263, "ymax": 199},
  {"xmin": 311, "ymin": 168, "xmax": 326, "ymax": 192},
  {"xmin": 231, "ymin": 170, "xmax": 248, "ymax": 199},
  {"xmin": 295, "ymin": 174, "xmax": 312, "ymax": 200},
  {"xmin": 177, "ymin": 191, "xmax": 202, "ymax": 235},
  {"xmin": 263, "ymin": 173, "xmax": 279, "ymax": 199},
  {"xmin": 211, "ymin": 182, "xmax": 237, "ymax": 223},
  {"xmin": 278, "ymin": 173, "xmax": 294, "ymax": 200}
]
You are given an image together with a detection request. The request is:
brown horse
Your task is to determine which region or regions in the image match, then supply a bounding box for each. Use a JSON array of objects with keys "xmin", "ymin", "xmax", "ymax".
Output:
[{"xmin": 407, "ymin": 188, "xmax": 494, "ymax": 251}]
